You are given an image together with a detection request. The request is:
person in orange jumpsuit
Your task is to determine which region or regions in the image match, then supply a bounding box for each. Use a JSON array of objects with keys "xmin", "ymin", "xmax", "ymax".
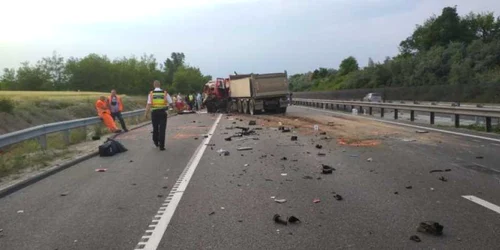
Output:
[{"xmin": 95, "ymin": 96, "xmax": 121, "ymax": 133}]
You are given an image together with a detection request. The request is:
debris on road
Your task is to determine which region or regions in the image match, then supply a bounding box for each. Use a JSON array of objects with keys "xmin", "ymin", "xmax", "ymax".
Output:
[
  {"xmin": 394, "ymin": 192, "xmax": 399, "ymax": 195},
  {"xmin": 402, "ymin": 138, "xmax": 417, "ymax": 142},
  {"xmin": 157, "ymin": 194, "xmax": 163, "ymax": 198},
  {"xmin": 209, "ymin": 212, "xmax": 215, "ymax": 216},
  {"xmin": 274, "ymin": 199, "xmax": 287, "ymax": 204},
  {"xmin": 224, "ymin": 137, "xmax": 232, "ymax": 141},
  {"xmin": 303, "ymin": 176, "xmax": 313, "ymax": 180},
  {"xmin": 281, "ymin": 173, "xmax": 288, "ymax": 176},
  {"xmin": 476, "ymin": 156, "xmax": 484, "ymax": 159},
  {"xmin": 322, "ymin": 164, "xmax": 335, "ymax": 174},
  {"xmin": 291, "ymin": 136, "xmax": 298, "ymax": 141},
  {"xmin": 315, "ymin": 144, "xmax": 323, "ymax": 149},
  {"xmin": 416, "ymin": 130, "xmax": 429, "ymax": 134},
  {"xmin": 249, "ymin": 120, "xmax": 257, "ymax": 126},
  {"xmin": 92, "ymin": 135, "xmax": 101, "ymax": 141},
  {"xmin": 244, "ymin": 164, "xmax": 249, "ymax": 167},
  {"xmin": 319, "ymin": 132, "xmax": 326, "ymax": 135},
  {"xmin": 273, "ymin": 214, "xmax": 288, "ymax": 225},
  {"xmin": 216, "ymin": 149, "xmax": 230, "ymax": 156},
  {"xmin": 60, "ymin": 192, "xmax": 69, "ymax": 197},
  {"xmin": 430, "ymin": 169, "xmax": 452, "ymax": 173},
  {"xmin": 430, "ymin": 188, "xmax": 435, "ymax": 191},
  {"xmin": 221, "ymin": 207, "xmax": 225, "ymax": 210},
  {"xmin": 237, "ymin": 147, "xmax": 253, "ymax": 151},
  {"xmin": 317, "ymin": 152, "xmax": 326, "ymax": 156},
  {"xmin": 129, "ymin": 160, "xmax": 134, "ymax": 163},
  {"xmin": 405, "ymin": 186, "xmax": 413, "ymax": 189},
  {"xmin": 417, "ymin": 221, "xmax": 444, "ymax": 236},
  {"xmin": 288, "ymin": 216, "xmax": 301, "ymax": 223},
  {"xmin": 282, "ymin": 128, "xmax": 291, "ymax": 133},
  {"xmin": 410, "ymin": 235, "xmax": 421, "ymax": 242},
  {"xmin": 350, "ymin": 154, "xmax": 359, "ymax": 158},
  {"xmin": 17, "ymin": 210, "xmax": 24, "ymax": 214},
  {"xmin": 327, "ymin": 122, "xmax": 335, "ymax": 126},
  {"xmin": 438, "ymin": 176, "xmax": 448, "ymax": 182},
  {"xmin": 281, "ymin": 157, "xmax": 288, "ymax": 161},
  {"xmin": 313, "ymin": 199, "xmax": 321, "ymax": 203},
  {"xmin": 367, "ymin": 157, "xmax": 373, "ymax": 162},
  {"xmin": 95, "ymin": 168, "xmax": 107, "ymax": 172},
  {"xmin": 314, "ymin": 124, "xmax": 319, "ymax": 131},
  {"xmin": 265, "ymin": 179, "xmax": 273, "ymax": 181},
  {"xmin": 162, "ymin": 186, "xmax": 168, "ymax": 189},
  {"xmin": 333, "ymin": 194, "xmax": 343, "ymax": 200},
  {"xmin": 194, "ymin": 137, "xmax": 199, "ymax": 140}
]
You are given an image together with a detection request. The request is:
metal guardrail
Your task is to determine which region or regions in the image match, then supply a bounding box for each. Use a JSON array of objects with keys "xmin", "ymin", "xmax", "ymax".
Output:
[
  {"xmin": 293, "ymin": 98, "xmax": 500, "ymax": 132},
  {"xmin": 0, "ymin": 109, "xmax": 145, "ymax": 149}
]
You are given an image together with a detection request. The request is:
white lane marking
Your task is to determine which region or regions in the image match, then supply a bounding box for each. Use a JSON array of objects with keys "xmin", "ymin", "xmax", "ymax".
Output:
[
  {"xmin": 134, "ymin": 114, "xmax": 222, "ymax": 250},
  {"xmin": 462, "ymin": 195, "xmax": 500, "ymax": 214},
  {"xmin": 296, "ymin": 106, "xmax": 500, "ymax": 143}
]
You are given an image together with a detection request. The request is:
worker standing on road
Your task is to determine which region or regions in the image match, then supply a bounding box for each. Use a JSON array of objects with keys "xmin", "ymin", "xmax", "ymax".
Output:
[
  {"xmin": 144, "ymin": 80, "xmax": 173, "ymax": 151},
  {"xmin": 188, "ymin": 93, "xmax": 195, "ymax": 110},
  {"xmin": 196, "ymin": 92, "xmax": 202, "ymax": 111},
  {"xmin": 96, "ymin": 96, "xmax": 121, "ymax": 133},
  {"xmin": 108, "ymin": 89, "xmax": 128, "ymax": 132}
]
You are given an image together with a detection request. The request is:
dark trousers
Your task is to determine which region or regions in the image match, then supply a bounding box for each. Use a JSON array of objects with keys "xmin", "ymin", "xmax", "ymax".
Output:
[
  {"xmin": 111, "ymin": 112, "xmax": 127, "ymax": 130},
  {"xmin": 151, "ymin": 109, "xmax": 167, "ymax": 148}
]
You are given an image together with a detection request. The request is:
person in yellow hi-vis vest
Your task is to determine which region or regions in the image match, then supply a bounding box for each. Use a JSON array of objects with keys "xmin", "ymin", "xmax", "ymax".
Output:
[{"xmin": 144, "ymin": 80, "xmax": 173, "ymax": 151}]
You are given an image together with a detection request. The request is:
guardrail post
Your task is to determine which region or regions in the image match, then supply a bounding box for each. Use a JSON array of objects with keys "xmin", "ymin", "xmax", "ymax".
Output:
[
  {"xmin": 38, "ymin": 134, "xmax": 47, "ymax": 150},
  {"xmin": 410, "ymin": 110, "xmax": 415, "ymax": 121},
  {"xmin": 454, "ymin": 114, "xmax": 460, "ymax": 128},
  {"xmin": 394, "ymin": 109, "xmax": 398, "ymax": 119},
  {"xmin": 337, "ymin": 104, "xmax": 340, "ymax": 110},
  {"xmin": 359, "ymin": 106, "xmax": 363, "ymax": 114},
  {"xmin": 369, "ymin": 107, "xmax": 372, "ymax": 115},
  {"xmin": 430, "ymin": 112, "xmax": 435, "ymax": 125},
  {"xmin": 381, "ymin": 108, "xmax": 384, "ymax": 117},
  {"xmin": 63, "ymin": 129, "xmax": 70, "ymax": 145},
  {"xmin": 486, "ymin": 117, "xmax": 492, "ymax": 132},
  {"xmin": 344, "ymin": 105, "xmax": 347, "ymax": 111}
]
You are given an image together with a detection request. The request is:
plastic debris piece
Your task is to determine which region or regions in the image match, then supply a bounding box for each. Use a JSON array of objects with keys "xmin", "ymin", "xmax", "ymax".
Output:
[
  {"xmin": 410, "ymin": 235, "xmax": 421, "ymax": 242},
  {"xmin": 274, "ymin": 199, "xmax": 287, "ymax": 204},
  {"xmin": 476, "ymin": 156, "xmax": 484, "ymax": 159},
  {"xmin": 313, "ymin": 199, "xmax": 321, "ymax": 203},
  {"xmin": 281, "ymin": 157, "xmax": 287, "ymax": 161},
  {"xmin": 394, "ymin": 192, "xmax": 399, "ymax": 195},
  {"xmin": 216, "ymin": 149, "xmax": 230, "ymax": 156},
  {"xmin": 224, "ymin": 137, "xmax": 232, "ymax": 141},
  {"xmin": 244, "ymin": 164, "xmax": 249, "ymax": 167},
  {"xmin": 270, "ymin": 196, "xmax": 276, "ymax": 199},
  {"xmin": 445, "ymin": 169, "xmax": 451, "ymax": 172},
  {"xmin": 403, "ymin": 138, "xmax": 417, "ymax": 142},
  {"xmin": 430, "ymin": 188, "xmax": 435, "ymax": 191},
  {"xmin": 429, "ymin": 169, "xmax": 444, "ymax": 173},
  {"xmin": 281, "ymin": 173, "xmax": 288, "ymax": 176},
  {"xmin": 333, "ymin": 194, "xmax": 343, "ymax": 200},
  {"xmin": 60, "ymin": 192, "xmax": 69, "ymax": 197},
  {"xmin": 249, "ymin": 120, "xmax": 257, "ymax": 126},
  {"xmin": 291, "ymin": 136, "xmax": 298, "ymax": 141},
  {"xmin": 315, "ymin": 144, "xmax": 323, "ymax": 149},
  {"xmin": 438, "ymin": 176, "xmax": 448, "ymax": 182},
  {"xmin": 162, "ymin": 186, "xmax": 168, "ymax": 189},
  {"xmin": 282, "ymin": 128, "xmax": 291, "ymax": 133},
  {"xmin": 129, "ymin": 160, "xmax": 134, "ymax": 163},
  {"xmin": 405, "ymin": 186, "xmax": 412, "ymax": 189},
  {"xmin": 288, "ymin": 216, "xmax": 301, "ymax": 223},
  {"xmin": 322, "ymin": 164, "xmax": 335, "ymax": 174},
  {"xmin": 350, "ymin": 154, "xmax": 359, "ymax": 157},
  {"xmin": 221, "ymin": 207, "xmax": 225, "ymax": 210},
  {"xmin": 367, "ymin": 158, "xmax": 373, "ymax": 162},
  {"xmin": 209, "ymin": 212, "xmax": 215, "ymax": 216},
  {"xmin": 313, "ymin": 125, "xmax": 319, "ymax": 131},
  {"xmin": 317, "ymin": 153, "xmax": 326, "ymax": 157},
  {"xmin": 17, "ymin": 210, "xmax": 24, "ymax": 214},
  {"xmin": 273, "ymin": 214, "xmax": 288, "ymax": 225},
  {"xmin": 417, "ymin": 221, "xmax": 444, "ymax": 236},
  {"xmin": 319, "ymin": 132, "xmax": 326, "ymax": 135},
  {"xmin": 95, "ymin": 168, "xmax": 107, "ymax": 172},
  {"xmin": 157, "ymin": 194, "xmax": 163, "ymax": 198},
  {"xmin": 237, "ymin": 147, "xmax": 253, "ymax": 151},
  {"xmin": 416, "ymin": 130, "xmax": 429, "ymax": 134},
  {"xmin": 265, "ymin": 179, "xmax": 273, "ymax": 181}
]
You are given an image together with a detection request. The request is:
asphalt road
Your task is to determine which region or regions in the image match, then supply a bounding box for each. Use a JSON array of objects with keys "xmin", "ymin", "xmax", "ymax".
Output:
[{"xmin": 0, "ymin": 107, "xmax": 499, "ymax": 250}]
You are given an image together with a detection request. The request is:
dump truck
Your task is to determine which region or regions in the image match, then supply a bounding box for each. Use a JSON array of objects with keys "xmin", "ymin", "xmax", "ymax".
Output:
[{"xmin": 228, "ymin": 71, "xmax": 289, "ymax": 115}]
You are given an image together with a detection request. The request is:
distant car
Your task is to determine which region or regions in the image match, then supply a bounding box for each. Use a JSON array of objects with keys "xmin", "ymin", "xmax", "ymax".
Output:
[{"xmin": 363, "ymin": 93, "xmax": 382, "ymax": 102}]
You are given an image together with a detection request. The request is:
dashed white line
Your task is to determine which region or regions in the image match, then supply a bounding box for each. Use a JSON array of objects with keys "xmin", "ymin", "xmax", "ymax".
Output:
[
  {"xmin": 462, "ymin": 195, "xmax": 500, "ymax": 214},
  {"xmin": 134, "ymin": 114, "xmax": 222, "ymax": 250},
  {"xmin": 296, "ymin": 106, "xmax": 500, "ymax": 143}
]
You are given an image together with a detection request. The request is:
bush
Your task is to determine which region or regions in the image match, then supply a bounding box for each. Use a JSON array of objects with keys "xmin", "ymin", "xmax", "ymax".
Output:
[{"xmin": 0, "ymin": 98, "xmax": 14, "ymax": 114}]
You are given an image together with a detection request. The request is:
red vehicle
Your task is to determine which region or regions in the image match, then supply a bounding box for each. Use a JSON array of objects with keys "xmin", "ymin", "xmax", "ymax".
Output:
[{"xmin": 203, "ymin": 78, "xmax": 230, "ymax": 113}]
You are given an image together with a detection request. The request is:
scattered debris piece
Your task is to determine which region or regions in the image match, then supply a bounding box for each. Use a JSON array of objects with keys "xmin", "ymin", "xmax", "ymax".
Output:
[
  {"xmin": 429, "ymin": 169, "xmax": 444, "ymax": 173},
  {"xmin": 132, "ymin": 183, "xmax": 137, "ymax": 186},
  {"xmin": 129, "ymin": 160, "xmax": 134, "ymax": 163},
  {"xmin": 317, "ymin": 153, "xmax": 326, "ymax": 156},
  {"xmin": 249, "ymin": 120, "xmax": 257, "ymax": 126},
  {"xmin": 206, "ymin": 143, "xmax": 216, "ymax": 146},
  {"xmin": 291, "ymin": 136, "xmax": 298, "ymax": 141},
  {"xmin": 416, "ymin": 130, "xmax": 429, "ymax": 134},
  {"xmin": 319, "ymin": 132, "xmax": 326, "ymax": 135},
  {"xmin": 209, "ymin": 212, "xmax": 215, "ymax": 216},
  {"xmin": 244, "ymin": 164, "xmax": 249, "ymax": 167},
  {"xmin": 350, "ymin": 155, "xmax": 359, "ymax": 158},
  {"xmin": 273, "ymin": 214, "xmax": 288, "ymax": 225},
  {"xmin": 216, "ymin": 149, "xmax": 230, "ymax": 156},
  {"xmin": 95, "ymin": 168, "xmax": 107, "ymax": 172},
  {"xmin": 60, "ymin": 192, "xmax": 69, "ymax": 197},
  {"xmin": 476, "ymin": 156, "xmax": 484, "ymax": 159},
  {"xmin": 303, "ymin": 176, "xmax": 313, "ymax": 180},
  {"xmin": 430, "ymin": 188, "xmax": 435, "ymax": 191},
  {"xmin": 315, "ymin": 144, "xmax": 323, "ymax": 149},
  {"xmin": 281, "ymin": 173, "xmax": 288, "ymax": 176},
  {"xmin": 405, "ymin": 186, "xmax": 413, "ymax": 189},
  {"xmin": 224, "ymin": 137, "xmax": 232, "ymax": 141},
  {"xmin": 17, "ymin": 210, "xmax": 24, "ymax": 214},
  {"xmin": 417, "ymin": 221, "xmax": 444, "ymax": 236},
  {"xmin": 265, "ymin": 179, "xmax": 273, "ymax": 181},
  {"xmin": 402, "ymin": 138, "xmax": 417, "ymax": 142},
  {"xmin": 333, "ymin": 194, "xmax": 343, "ymax": 200},
  {"xmin": 410, "ymin": 235, "xmax": 421, "ymax": 242},
  {"xmin": 445, "ymin": 169, "xmax": 451, "ymax": 172},
  {"xmin": 282, "ymin": 128, "xmax": 291, "ymax": 133},
  {"xmin": 270, "ymin": 196, "xmax": 276, "ymax": 199},
  {"xmin": 322, "ymin": 164, "xmax": 335, "ymax": 174},
  {"xmin": 204, "ymin": 135, "xmax": 209, "ymax": 138},
  {"xmin": 221, "ymin": 207, "xmax": 225, "ymax": 210},
  {"xmin": 313, "ymin": 199, "xmax": 321, "ymax": 203},
  {"xmin": 274, "ymin": 199, "xmax": 287, "ymax": 204},
  {"xmin": 278, "ymin": 126, "xmax": 284, "ymax": 131},
  {"xmin": 367, "ymin": 157, "xmax": 373, "ymax": 162},
  {"xmin": 438, "ymin": 176, "xmax": 448, "ymax": 182},
  {"xmin": 281, "ymin": 157, "xmax": 288, "ymax": 161},
  {"xmin": 91, "ymin": 135, "xmax": 101, "ymax": 141},
  {"xmin": 194, "ymin": 137, "xmax": 199, "ymax": 140},
  {"xmin": 157, "ymin": 194, "xmax": 163, "ymax": 198},
  {"xmin": 394, "ymin": 192, "xmax": 399, "ymax": 195},
  {"xmin": 162, "ymin": 186, "xmax": 168, "ymax": 189},
  {"xmin": 238, "ymin": 220, "xmax": 243, "ymax": 222},
  {"xmin": 313, "ymin": 124, "xmax": 319, "ymax": 131},
  {"xmin": 288, "ymin": 216, "xmax": 301, "ymax": 223},
  {"xmin": 237, "ymin": 147, "xmax": 253, "ymax": 151},
  {"xmin": 327, "ymin": 122, "xmax": 335, "ymax": 126}
]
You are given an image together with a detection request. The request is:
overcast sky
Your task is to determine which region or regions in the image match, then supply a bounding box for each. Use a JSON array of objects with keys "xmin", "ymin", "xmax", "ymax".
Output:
[{"xmin": 1, "ymin": 0, "xmax": 500, "ymax": 77}]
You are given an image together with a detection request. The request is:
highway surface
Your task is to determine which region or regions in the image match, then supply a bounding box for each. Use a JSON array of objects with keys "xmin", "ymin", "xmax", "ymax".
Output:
[{"xmin": 0, "ymin": 106, "xmax": 499, "ymax": 250}]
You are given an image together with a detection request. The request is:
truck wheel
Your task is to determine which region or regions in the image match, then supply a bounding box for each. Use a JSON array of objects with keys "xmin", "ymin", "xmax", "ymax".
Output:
[
  {"xmin": 237, "ymin": 100, "xmax": 243, "ymax": 113},
  {"xmin": 242, "ymin": 100, "xmax": 249, "ymax": 114},
  {"xmin": 249, "ymin": 100, "xmax": 255, "ymax": 115}
]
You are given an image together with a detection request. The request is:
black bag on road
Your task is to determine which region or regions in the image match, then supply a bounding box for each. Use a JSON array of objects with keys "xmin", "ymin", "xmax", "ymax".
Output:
[{"xmin": 99, "ymin": 139, "xmax": 128, "ymax": 157}]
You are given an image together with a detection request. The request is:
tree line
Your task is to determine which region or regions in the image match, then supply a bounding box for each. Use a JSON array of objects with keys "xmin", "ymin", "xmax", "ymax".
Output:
[
  {"xmin": 289, "ymin": 6, "xmax": 500, "ymax": 101},
  {"xmin": 0, "ymin": 52, "xmax": 212, "ymax": 95}
]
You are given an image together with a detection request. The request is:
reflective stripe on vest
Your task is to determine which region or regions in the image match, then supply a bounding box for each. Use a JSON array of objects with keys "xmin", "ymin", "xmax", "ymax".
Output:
[{"xmin": 150, "ymin": 90, "xmax": 168, "ymax": 110}]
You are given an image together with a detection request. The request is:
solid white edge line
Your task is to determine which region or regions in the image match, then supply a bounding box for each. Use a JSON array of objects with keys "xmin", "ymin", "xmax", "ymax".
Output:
[
  {"xmin": 136, "ymin": 114, "xmax": 223, "ymax": 250},
  {"xmin": 462, "ymin": 195, "xmax": 500, "ymax": 214},
  {"xmin": 295, "ymin": 106, "xmax": 500, "ymax": 143}
]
